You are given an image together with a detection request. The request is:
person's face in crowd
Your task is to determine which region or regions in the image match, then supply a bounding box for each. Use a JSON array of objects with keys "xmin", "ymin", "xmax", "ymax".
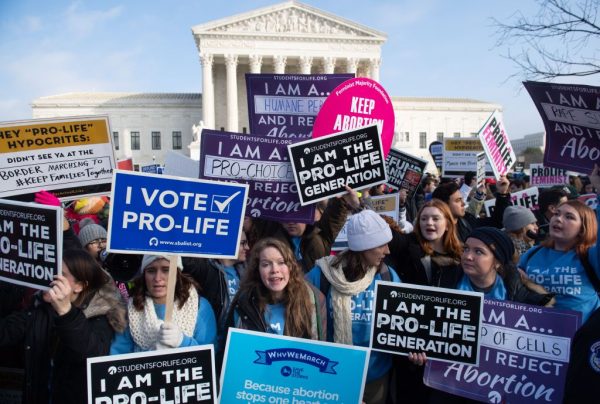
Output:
[
  {"xmin": 43, "ymin": 261, "xmax": 84, "ymax": 303},
  {"xmin": 524, "ymin": 222, "xmax": 539, "ymax": 236},
  {"xmin": 419, "ymin": 207, "xmax": 448, "ymax": 242},
  {"xmin": 461, "ymin": 238, "xmax": 497, "ymax": 283},
  {"xmin": 361, "ymin": 244, "xmax": 390, "ymax": 267},
  {"xmin": 258, "ymin": 246, "xmax": 290, "ymax": 302},
  {"xmin": 85, "ymin": 238, "xmax": 106, "ymax": 260},
  {"xmin": 144, "ymin": 258, "xmax": 170, "ymax": 304},
  {"xmin": 237, "ymin": 233, "xmax": 250, "ymax": 262},
  {"xmin": 447, "ymin": 190, "xmax": 466, "ymax": 218},
  {"xmin": 423, "ymin": 182, "xmax": 436, "ymax": 194},
  {"xmin": 282, "ymin": 222, "xmax": 306, "ymax": 237},
  {"xmin": 510, "ymin": 183, "xmax": 523, "ymax": 193},
  {"xmin": 585, "ymin": 183, "xmax": 595, "ymax": 194},
  {"xmin": 550, "ymin": 204, "xmax": 582, "ymax": 247}
]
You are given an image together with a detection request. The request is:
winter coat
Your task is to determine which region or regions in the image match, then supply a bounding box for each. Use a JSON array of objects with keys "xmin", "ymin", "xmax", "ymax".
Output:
[
  {"xmin": 456, "ymin": 193, "xmax": 511, "ymax": 242},
  {"xmin": 0, "ymin": 281, "xmax": 126, "ymax": 404},
  {"xmin": 225, "ymin": 282, "xmax": 327, "ymax": 341}
]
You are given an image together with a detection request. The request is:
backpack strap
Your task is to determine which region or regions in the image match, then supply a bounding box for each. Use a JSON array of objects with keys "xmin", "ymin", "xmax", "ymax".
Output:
[{"xmin": 580, "ymin": 251, "xmax": 600, "ymax": 292}]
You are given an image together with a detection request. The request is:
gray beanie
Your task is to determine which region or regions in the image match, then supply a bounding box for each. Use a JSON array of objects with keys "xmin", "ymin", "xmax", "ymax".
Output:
[
  {"xmin": 78, "ymin": 221, "xmax": 107, "ymax": 247},
  {"xmin": 503, "ymin": 205, "xmax": 537, "ymax": 232},
  {"xmin": 347, "ymin": 209, "xmax": 392, "ymax": 251}
]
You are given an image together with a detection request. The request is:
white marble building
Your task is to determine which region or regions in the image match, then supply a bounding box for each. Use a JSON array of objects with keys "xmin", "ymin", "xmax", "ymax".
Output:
[
  {"xmin": 511, "ymin": 131, "xmax": 545, "ymax": 155},
  {"xmin": 31, "ymin": 1, "xmax": 500, "ymax": 170}
]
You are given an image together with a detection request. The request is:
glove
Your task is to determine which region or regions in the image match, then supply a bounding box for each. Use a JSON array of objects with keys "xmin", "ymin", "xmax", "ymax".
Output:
[
  {"xmin": 158, "ymin": 322, "xmax": 184, "ymax": 348},
  {"xmin": 35, "ymin": 190, "xmax": 61, "ymax": 206}
]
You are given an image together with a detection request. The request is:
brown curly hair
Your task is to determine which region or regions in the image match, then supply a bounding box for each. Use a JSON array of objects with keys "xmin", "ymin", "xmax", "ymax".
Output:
[
  {"xmin": 240, "ymin": 237, "xmax": 314, "ymax": 338},
  {"xmin": 130, "ymin": 259, "xmax": 198, "ymax": 311}
]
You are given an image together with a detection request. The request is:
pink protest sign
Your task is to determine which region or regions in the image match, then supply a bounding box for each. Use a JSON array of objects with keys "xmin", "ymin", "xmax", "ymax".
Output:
[{"xmin": 312, "ymin": 77, "xmax": 395, "ymax": 156}]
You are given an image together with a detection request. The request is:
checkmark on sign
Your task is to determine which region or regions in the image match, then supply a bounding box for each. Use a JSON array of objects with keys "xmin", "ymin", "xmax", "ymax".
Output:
[{"xmin": 211, "ymin": 191, "xmax": 241, "ymax": 214}]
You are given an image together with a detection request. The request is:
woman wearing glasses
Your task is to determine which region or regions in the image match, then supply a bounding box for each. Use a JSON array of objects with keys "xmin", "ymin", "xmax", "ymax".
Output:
[{"xmin": 77, "ymin": 219, "xmax": 107, "ymax": 264}]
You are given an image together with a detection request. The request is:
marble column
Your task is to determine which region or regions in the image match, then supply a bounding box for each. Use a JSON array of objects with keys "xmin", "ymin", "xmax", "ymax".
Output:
[
  {"xmin": 323, "ymin": 57, "xmax": 336, "ymax": 74},
  {"xmin": 199, "ymin": 53, "xmax": 214, "ymax": 129},
  {"xmin": 274, "ymin": 55, "xmax": 287, "ymax": 74},
  {"xmin": 300, "ymin": 56, "xmax": 313, "ymax": 74},
  {"xmin": 369, "ymin": 58, "xmax": 381, "ymax": 82},
  {"xmin": 249, "ymin": 54, "xmax": 263, "ymax": 74},
  {"xmin": 225, "ymin": 54, "xmax": 239, "ymax": 132},
  {"xmin": 346, "ymin": 57, "xmax": 359, "ymax": 75}
]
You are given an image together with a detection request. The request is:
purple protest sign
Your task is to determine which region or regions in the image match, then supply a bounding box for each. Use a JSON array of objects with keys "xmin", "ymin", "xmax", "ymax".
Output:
[
  {"xmin": 424, "ymin": 299, "xmax": 581, "ymax": 403},
  {"xmin": 524, "ymin": 81, "xmax": 600, "ymax": 174},
  {"xmin": 199, "ymin": 129, "xmax": 315, "ymax": 223},
  {"xmin": 246, "ymin": 73, "xmax": 353, "ymax": 140}
]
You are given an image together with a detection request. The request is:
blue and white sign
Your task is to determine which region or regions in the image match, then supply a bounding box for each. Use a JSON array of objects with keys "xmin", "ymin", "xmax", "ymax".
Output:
[
  {"xmin": 141, "ymin": 163, "xmax": 160, "ymax": 173},
  {"xmin": 107, "ymin": 170, "xmax": 248, "ymax": 258},
  {"xmin": 220, "ymin": 329, "xmax": 369, "ymax": 404}
]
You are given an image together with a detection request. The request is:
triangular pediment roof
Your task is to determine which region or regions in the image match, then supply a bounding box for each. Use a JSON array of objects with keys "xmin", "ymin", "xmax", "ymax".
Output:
[{"xmin": 192, "ymin": 1, "xmax": 386, "ymax": 41}]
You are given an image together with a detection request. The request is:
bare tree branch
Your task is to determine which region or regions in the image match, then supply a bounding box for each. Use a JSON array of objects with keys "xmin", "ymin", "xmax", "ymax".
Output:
[{"xmin": 493, "ymin": 0, "xmax": 600, "ymax": 80}]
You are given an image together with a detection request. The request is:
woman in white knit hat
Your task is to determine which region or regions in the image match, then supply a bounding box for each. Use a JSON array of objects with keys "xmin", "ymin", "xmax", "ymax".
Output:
[
  {"xmin": 306, "ymin": 209, "xmax": 400, "ymax": 404},
  {"xmin": 110, "ymin": 255, "xmax": 216, "ymax": 353}
]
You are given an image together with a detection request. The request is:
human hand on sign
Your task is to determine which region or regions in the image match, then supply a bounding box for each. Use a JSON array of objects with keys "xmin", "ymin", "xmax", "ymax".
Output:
[
  {"xmin": 340, "ymin": 185, "xmax": 361, "ymax": 211},
  {"xmin": 495, "ymin": 175, "xmax": 510, "ymax": 195},
  {"xmin": 159, "ymin": 321, "xmax": 184, "ymax": 348},
  {"xmin": 399, "ymin": 188, "xmax": 408, "ymax": 206},
  {"xmin": 589, "ymin": 164, "xmax": 600, "ymax": 193},
  {"xmin": 407, "ymin": 352, "xmax": 427, "ymax": 366},
  {"xmin": 43, "ymin": 275, "xmax": 75, "ymax": 316}
]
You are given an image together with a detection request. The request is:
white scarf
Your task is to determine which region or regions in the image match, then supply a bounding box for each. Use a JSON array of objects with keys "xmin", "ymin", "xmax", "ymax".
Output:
[
  {"xmin": 128, "ymin": 287, "xmax": 198, "ymax": 351},
  {"xmin": 316, "ymin": 255, "xmax": 377, "ymax": 345}
]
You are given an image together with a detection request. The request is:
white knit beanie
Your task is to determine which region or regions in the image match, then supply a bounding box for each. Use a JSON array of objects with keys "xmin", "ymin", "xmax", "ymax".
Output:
[
  {"xmin": 347, "ymin": 209, "xmax": 393, "ymax": 251},
  {"xmin": 140, "ymin": 254, "xmax": 183, "ymax": 274}
]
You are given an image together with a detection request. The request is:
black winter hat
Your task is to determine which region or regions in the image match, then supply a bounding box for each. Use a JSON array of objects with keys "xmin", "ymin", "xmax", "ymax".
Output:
[{"xmin": 467, "ymin": 227, "xmax": 514, "ymax": 265}]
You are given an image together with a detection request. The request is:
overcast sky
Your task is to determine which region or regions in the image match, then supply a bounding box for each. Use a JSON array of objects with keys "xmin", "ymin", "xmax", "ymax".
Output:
[{"xmin": 1, "ymin": 0, "xmax": 599, "ymax": 139}]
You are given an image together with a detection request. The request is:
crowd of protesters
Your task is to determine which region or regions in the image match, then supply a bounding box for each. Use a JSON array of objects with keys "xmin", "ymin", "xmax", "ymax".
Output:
[{"xmin": 1, "ymin": 165, "xmax": 600, "ymax": 403}]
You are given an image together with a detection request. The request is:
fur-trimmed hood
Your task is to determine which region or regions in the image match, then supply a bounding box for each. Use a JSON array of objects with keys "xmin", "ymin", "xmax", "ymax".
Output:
[{"xmin": 81, "ymin": 280, "xmax": 127, "ymax": 333}]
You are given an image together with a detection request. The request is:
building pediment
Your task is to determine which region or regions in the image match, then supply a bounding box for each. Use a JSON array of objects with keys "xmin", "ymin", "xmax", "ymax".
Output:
[{"xmin": 192, "ymin": 1, "xmax": 386, "ymax": 41}]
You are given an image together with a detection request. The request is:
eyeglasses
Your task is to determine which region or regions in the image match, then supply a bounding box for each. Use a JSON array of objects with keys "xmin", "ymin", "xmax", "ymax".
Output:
[{"xmin": 89, "ymin": 239, "xmax": 107, "ymax": 247}]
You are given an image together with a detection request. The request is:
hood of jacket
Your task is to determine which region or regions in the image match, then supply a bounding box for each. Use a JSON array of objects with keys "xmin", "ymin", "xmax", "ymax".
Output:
[{"xmin": 81, "ymin": 280, "xmax": 127, "ymax": 333}]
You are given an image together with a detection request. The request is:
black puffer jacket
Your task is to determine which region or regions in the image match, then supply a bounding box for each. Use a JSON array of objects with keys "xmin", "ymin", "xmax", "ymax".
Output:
[{"xmin": 0, "ymin": 282, "xmax": 126, "ymax": 404}]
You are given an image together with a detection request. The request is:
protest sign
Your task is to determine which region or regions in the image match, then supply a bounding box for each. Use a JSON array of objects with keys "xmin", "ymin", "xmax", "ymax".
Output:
[
  {"xmin": 484, "ymin": 186, "xmax": 540, "ymax": 216},
  {"xmin": 478, "ymin": 110, "xmax": 515, "ymax": 178},
  {"xmin": 442, "ymin": 138, "xmax": 494, "ymax": 178},
  {"xmin": 0, "ymin": 199, "xmax": 62, "ymax": 290},
  {"xmin": 141, "ymin": 164, "xmax": 160, "ymax": 174},
  {"xmin": 313, "ymin": 77, "xmax": 395, "ymax": 156},
  {"xmin": 371, "ymin": 281, "xmax": 484, "ymax": 365},
  {"xmin": 288, "ymin": 124, "xmax": 386, "ymax": 205},
  {"xmin": 459, "ymin": 183, "xmax": 472, "ymax": 204},
  {"xmin": 385, "ymin": 148, "xmax": 427, "ymax": 199},
  {"xmin": 220, "ymin": 329, "xmax": 368, "ymax": 404},
  {"xmin": 524, "ymin": 81, "xmax": 600, "ymax": 174},
  {"xmin": 246, "ymin": 73, "xmax": 353, "ymax": 140},
  {"xmin": 477, "ymin": 152, "xmax": 486, "ymax": 186},
  {"xmin": 107, "ymin": 171, "xmax": 248, "ymax": 258},
  {"xmin": 428, "ymin": 141, "xmax": 443, "ymax": 174},
  {"xmin": 116, "ymin": 157, "xmax": 133, "ymax": 171},
  {"xmin": 163, "ymin": 150, "xmax": 198, "ymax": 178},
  {"xmin": 199, "ymin": 129, "xmax": 315, "ymax": 223},
  {"xmin": 578, "ymin": 193, "xmax": 598, "ymax": 210},
  {"xmin": 87, "ymin": 345, "xmax": 216, "ymax": 404},
  {"xmin": 530, "ymin": 163, "xmax": 568, "ymax": 187},
  {"xmin": 0, "ymin": 116, "xmax": 116, "ymax": 201},
  {"xmin": 424, "ymin": 299, "xmax": 581, "ymax": 403},
  {"xmin": 332, "ymin": 193, "xmax": 399, "ymax": 251}
]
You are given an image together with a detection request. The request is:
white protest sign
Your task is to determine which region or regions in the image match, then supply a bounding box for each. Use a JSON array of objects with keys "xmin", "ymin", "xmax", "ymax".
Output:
[
  {"xmin": 478, "ymin": 110, "xmax": 515, "ymax": 179},
  {"xmin": 484, "ymin": 186, "xmax": 540, "ymax": 216}
]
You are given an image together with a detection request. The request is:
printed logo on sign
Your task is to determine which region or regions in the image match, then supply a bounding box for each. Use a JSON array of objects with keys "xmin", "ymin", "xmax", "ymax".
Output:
[
  {"xmin": 211, "ymin": 191, "xmax": 241, "ymax": 214},
  {"xmin": 108, "ymin": 366, "xmax": 117, "ymax": 375},
  {"xmin": 590, "ymin": 341, "xmax": 600, "ymax": 373},
  {"xmin": 254, "ymin": 348, "xmax": 338, "ymax": 374}
]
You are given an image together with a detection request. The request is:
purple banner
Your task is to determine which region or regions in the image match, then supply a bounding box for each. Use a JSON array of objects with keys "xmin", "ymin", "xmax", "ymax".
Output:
[
  {"xmin": 198, "ymin": 129, "xmax": 315, "ymax": 223},
  {"xmin": 424, "ymin": 299, "xmax": 581, "ymax": 403},
  {"xmin": 524, "ymin": 81, "xmax": 600, "ymax": 174},
  {"xmin": 246, "ymin": 73, "xmax": 353, "ymax": 140}
]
